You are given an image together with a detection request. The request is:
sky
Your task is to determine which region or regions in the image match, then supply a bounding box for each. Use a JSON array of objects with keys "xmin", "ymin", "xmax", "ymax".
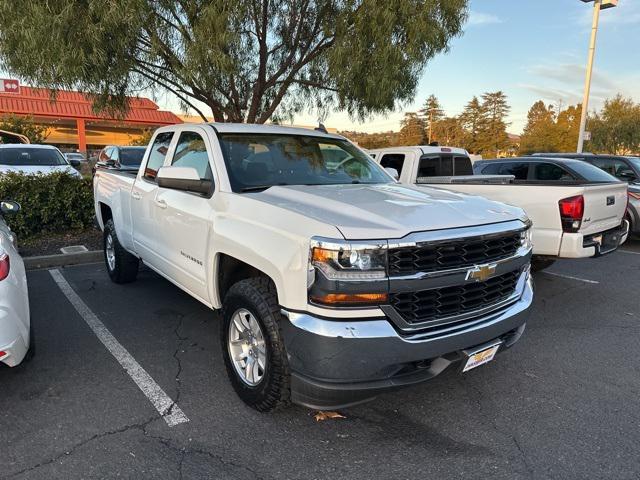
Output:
[{"xmin": 289, "ymin": 0, "xmax": 640, "ymax": 134}]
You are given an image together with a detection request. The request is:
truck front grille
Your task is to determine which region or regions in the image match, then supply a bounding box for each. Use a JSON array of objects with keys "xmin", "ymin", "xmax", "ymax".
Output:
[
  {"xmin": 388, "ymin": 232, "xmax": 521, "ymax": 276},
  {"xmin": 389, "ymin": 270, "xmax": 520, "ymax": 324}
]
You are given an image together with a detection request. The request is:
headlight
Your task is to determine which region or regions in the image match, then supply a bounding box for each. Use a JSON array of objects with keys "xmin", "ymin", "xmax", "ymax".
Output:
[
  {"xmin": 520, "ymin": 224, "xmax": 533, "ymax": 249},
  {"xmin": 310, "ymin": 240, "xmax": 387, "ymax": 281},
  {"xmin": 308, "ymin": 238, "xmax": 389, "ymax": 307}
]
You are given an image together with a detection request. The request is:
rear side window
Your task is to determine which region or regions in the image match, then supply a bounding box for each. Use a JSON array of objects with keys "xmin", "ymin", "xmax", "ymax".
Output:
[
  {"xmin": 144, "ymin": 132, "xmax": 174, "ymax": 181},
  {"xmin": 533, "ymin": 163, "xmax": 575, "ymax": 181},
  {"xmin": 567, "ymin": 161, "xmax": 619, "ymax": 183},
  {"xmin": 480, "ymin": 163, "xmax": 501, "ymax": 175},
  {"xmin": 380, "ymin": 154, "xmax": 405, "ymax": 176},
  {"xmin": 499, "ymin": 163, "xmax": 529, "ymax": 180},
  {"xmin": 171, "ymin": 131, "xmax": 213, "ymax": 181}
]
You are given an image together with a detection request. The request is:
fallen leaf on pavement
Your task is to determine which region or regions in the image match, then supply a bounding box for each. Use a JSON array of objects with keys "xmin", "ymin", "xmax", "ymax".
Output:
[{"xmin": 313, "ymin": 411, "xmax": 346, "ymax": 422}]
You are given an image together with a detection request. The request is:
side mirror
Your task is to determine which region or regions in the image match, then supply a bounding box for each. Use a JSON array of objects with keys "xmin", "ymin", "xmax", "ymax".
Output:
[
  {"xmin": 69, "ymin": 159, "xmax": 81, "ymax": 168},
  {"xmin": 384, "ymin": 167, "xmax": 399, "ymax": 181},
  {"xmin": 104, "ymin": 159, "xmax": 116, "ymax": 168},
  {"xmin": 157, "ymin": 166, "xmax": 212, "ymax": 195},
  {"xmin": 0, "ymin": 200, "xmax": 21, "ymax": 216}
]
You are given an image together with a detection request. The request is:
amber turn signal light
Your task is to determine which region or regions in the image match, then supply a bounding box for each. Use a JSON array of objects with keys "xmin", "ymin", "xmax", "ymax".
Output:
[{"xmin": 310, "ymin": 292, "xmax": 388, "ymax": 306}]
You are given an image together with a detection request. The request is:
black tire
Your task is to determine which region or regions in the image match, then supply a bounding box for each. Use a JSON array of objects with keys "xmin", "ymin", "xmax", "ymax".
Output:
[
  {"xmin": 220, "ymin": 277, "xmax": 291, "ymax": 412},
  {"xmin": 531, "ymin": 256, "xmax": 556, "ymax": 272},
  {"xmin": 104, "ymin": 219, "xmax": 139, "ymax": 284}
]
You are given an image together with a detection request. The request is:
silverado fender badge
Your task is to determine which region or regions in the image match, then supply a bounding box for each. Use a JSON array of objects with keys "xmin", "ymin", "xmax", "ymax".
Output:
[{"xmin": 466, "ymin": 264, "xmax": 498, "ymax": 282}]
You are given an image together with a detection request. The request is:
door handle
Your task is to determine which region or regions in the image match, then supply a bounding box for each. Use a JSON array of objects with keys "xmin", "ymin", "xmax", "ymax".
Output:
[
  {"xmin": 132, "ymin": 191, "xmax": 141, "ymax": 200},
  {"xmin": 155, "ymin": 199, "xmax": 167, "ymax": 209}
]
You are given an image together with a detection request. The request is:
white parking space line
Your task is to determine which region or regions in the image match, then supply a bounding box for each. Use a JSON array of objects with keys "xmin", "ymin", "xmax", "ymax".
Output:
[
  {"xmin": 541, "ymin": 271, "xmax": 600, "ymax": 284},
  {"xmin": 49, "ymin": 269, "xmax": 189, "ymax": 427},
  {"xmin": 619, "ymin": 249, "xmax": 640, "ymax": 256}
]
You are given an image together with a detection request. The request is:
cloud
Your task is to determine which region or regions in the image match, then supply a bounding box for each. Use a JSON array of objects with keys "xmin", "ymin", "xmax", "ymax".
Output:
[
  {"xmin": 527, "ymin": 63, "xmax": 618, "ymax": 91},
  {"xmin": 466, "ymin": 11, "xmax": 502, "ymax": 27},
  {"xmin": 519, "ymin": 61, "xmax": 640, "ymax": 112}
]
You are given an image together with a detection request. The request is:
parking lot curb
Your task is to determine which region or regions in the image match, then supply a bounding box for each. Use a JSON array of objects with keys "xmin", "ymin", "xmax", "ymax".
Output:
[{"xmin": 24, "ymin": 250, "xmax": 103, "ymax": 270}]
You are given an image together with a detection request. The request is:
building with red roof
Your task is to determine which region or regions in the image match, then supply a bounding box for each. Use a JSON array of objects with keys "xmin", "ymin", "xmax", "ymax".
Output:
[{"xmin": 0, "ymin": 86, "xmax": 182, "ymax": 154}]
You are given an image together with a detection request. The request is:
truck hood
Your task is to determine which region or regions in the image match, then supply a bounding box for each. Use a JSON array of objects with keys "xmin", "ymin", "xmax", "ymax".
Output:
[
  {"xmin": 252, "ymin": 183, "xmax": 525, "ymax": 239},
  {"xmin": 0, "ymin": 165, "xmax": 80, "ymax": 177}
]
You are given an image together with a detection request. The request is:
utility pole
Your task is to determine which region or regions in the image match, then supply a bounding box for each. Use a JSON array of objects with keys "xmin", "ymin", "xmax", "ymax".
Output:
[{"xmin": 577, "ymin": 0, "xmax": 618, "ymax": 153}]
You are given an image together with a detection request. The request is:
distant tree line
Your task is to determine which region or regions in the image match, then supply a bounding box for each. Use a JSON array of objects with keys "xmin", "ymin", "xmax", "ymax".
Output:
[
  {"xmin": 341, "ymin": 93, "xmax": 640, "ymax": 157},
  {"xmin": 341, "ymin": 91, "xmax": 514, "ymax": 157}
]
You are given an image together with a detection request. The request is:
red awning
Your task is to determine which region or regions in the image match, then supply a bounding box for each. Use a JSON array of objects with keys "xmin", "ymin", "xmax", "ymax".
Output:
[{"xmin": 0, "ymin": 86, "xmax": 182, "ymax": 126}]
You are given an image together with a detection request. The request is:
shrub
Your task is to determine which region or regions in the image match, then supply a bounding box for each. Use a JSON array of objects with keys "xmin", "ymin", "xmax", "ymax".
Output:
[{"xmin": 0, "ymin": 172, "xmax": 94, "ymax": 239}]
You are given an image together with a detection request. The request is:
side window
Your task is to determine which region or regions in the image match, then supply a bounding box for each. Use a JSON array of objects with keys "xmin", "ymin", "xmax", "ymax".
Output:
[
  {"xmin": 534, "ymin": 163, "xmax": 575, "ymax": 181},
  {"xmin": 110, "ymin": 148, "xmax": 119, "ymax": 161},
  {"xmin": 171, "ymin": 131, "xmax": 213, "ymax": 181},
  {"xmin": 499, "ymin": 163, "xmax": 529, "ymax": 180},
  {"xmin": 480, "ymin": 163, "xmax": 501, "ymax": 175},
  {"xmin": 454, "ymin": 156, "xmax": 473, "ymax": 175},
  {"xmin": 380, "ymin": 154, "xmax": 405, "ymax": 176},
  {"xmin": 592, "ymin": 157, "xmax": 633, "ymax": 180},
  {"xmin": 144, "ymin": 132, "xmax": 174, "ymax": 181}
]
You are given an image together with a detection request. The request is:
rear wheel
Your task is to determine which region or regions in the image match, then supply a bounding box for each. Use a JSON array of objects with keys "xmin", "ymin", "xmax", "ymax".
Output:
[
  {"xmin": 104, "ymin": 219, "xmax": 139, "ymax": 284},
  {"xmin": 531, "ymin": 256, "xmax": 556, "ymax": 272},
  {"xmin": 220, "ymin": 277, "xmax": 291, "ymax": 412}
]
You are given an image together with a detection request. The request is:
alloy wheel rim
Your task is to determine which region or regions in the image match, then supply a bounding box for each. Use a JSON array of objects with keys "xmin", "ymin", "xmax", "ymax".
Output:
[
  {"xmin": 106, "ymin": 234, "xmax": 116, "ymax": 271},
  {"xmin": 228, "ymin": 308, "xmax": 267, "ymax": 386}
]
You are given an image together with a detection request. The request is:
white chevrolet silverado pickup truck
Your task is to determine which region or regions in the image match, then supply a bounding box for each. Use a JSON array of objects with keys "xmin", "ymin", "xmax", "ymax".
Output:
[
  {"xmin": 94, "ymin": 124, "xmax": 534, "ymax": 411},
  {"xmin": 370, "ymin": 146, "xmax": 629, "ymax": 271}
]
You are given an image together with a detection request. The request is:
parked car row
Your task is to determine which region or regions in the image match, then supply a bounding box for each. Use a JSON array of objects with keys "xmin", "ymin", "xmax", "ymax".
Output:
[{"xmin": 370, "ymin": 146, "xmax": 629, "ymax": 271}]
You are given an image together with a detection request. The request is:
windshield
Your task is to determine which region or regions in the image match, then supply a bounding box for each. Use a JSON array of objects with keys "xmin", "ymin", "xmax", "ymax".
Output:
[
  {"xmin": 568, "ymin": 161, "xmax": 620, "ymax": 183},
  {"xmin": 0, "ymin": 147, "xmax": 67, "ymax": 166},
  {"xmin": 218, "ymin": 134, "xmax": 392, "ymax": 192},
  {"xmin": 120, "ymin": 148, "xmax": 146, "ymax": 166}
]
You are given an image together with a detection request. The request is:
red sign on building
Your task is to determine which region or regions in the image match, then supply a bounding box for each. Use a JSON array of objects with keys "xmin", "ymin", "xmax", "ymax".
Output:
[{"xmin": 0, "ymin": 79, "xmax": 20, "ymax": 94}]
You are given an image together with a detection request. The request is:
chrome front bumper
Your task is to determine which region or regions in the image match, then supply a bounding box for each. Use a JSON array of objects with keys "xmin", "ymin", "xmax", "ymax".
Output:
[{"xmin": 280, "ymin": 271, "xmax": 533, "ymax": 409}]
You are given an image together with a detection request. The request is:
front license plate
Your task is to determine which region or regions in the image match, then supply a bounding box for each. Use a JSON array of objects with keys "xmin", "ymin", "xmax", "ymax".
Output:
[{"xmin": 463, "ymin": 344, "xmax": 501, "ymax": 372}]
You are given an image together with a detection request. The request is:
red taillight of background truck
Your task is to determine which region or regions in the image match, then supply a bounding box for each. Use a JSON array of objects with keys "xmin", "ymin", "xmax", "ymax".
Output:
[{"xmin": 559, "ymin": 195, "xmax": 584, "ymax": 233}]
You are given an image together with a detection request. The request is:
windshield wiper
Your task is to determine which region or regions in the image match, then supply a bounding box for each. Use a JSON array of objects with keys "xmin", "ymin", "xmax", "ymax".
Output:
[{"xmin": 240, "ymin": 183, "xmax": 290, "ymax": 193}]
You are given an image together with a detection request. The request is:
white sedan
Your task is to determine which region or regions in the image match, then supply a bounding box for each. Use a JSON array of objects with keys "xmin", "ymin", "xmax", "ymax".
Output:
[
  {"xmin": 0, "ymin": 200, "xmax": 31, "ymax": 367},
  {"xmin": 0, "ymin": 144, "xmax": 82, "ymax": 178}
]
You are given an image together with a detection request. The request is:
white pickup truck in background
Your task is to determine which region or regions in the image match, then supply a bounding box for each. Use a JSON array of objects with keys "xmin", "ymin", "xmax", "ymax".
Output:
[
  {"xmin": 370, "ymin": 146, "xmax": 629, "ymax": 271},
  {"xmin": 94, "ymin": 124, "xmax": 534, "ymax": 411}
]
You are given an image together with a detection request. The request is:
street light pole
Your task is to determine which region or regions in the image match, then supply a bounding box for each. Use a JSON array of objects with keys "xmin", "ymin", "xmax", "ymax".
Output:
[{"xmin": 577, "ymin": 0, "xmax": 602, "ymax": 153}]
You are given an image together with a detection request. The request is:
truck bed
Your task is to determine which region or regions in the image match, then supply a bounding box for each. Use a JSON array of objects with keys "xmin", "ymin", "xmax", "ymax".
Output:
[{"xmin": 417, "ymin": 181, "xmax": 628, "ymax": 257}]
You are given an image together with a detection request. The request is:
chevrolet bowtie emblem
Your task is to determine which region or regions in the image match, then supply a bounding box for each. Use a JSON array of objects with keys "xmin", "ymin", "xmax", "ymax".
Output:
[{"xmin": 466, "ymin": 264, "xmax": 497, "ymax": 282}]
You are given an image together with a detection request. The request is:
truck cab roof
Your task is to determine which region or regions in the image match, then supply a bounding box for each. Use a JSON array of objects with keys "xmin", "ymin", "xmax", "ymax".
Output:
[
  {"xmin": 370, "ymin": 145, "xmax": 470, "ymax": 156},
  {"xmin": 205, "ymin": 122, "xmax": 344, "ymax": 140}
]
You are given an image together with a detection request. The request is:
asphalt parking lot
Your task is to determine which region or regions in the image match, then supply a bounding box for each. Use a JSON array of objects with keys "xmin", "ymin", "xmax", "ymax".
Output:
[{"xmin": 2, "ymin": 240, "xmax": 640, "ymax": 480}]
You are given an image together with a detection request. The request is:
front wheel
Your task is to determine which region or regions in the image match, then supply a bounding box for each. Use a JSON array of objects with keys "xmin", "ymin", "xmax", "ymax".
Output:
[
  {"xmin": 104, "ymin": 219, "xmax": 139, "ymax": 284},
  {"xmin": 220, "ymin": 277, "xmax": 291, "ymax": 412}
]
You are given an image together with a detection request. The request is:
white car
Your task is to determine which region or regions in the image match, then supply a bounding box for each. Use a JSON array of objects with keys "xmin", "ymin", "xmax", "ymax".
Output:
[
  {"xmin": 0, "ymin": 200, "xmax": 31, "ymax": 367},
  {"xmin": 0, "ymin": 144, "xmax": 82, "ymax": 178}
]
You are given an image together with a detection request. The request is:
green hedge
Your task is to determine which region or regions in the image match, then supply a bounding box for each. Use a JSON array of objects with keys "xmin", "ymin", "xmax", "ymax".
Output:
[{"xmin": 0, "ymin": 172, "xmax": 94, "ymax": 239}]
